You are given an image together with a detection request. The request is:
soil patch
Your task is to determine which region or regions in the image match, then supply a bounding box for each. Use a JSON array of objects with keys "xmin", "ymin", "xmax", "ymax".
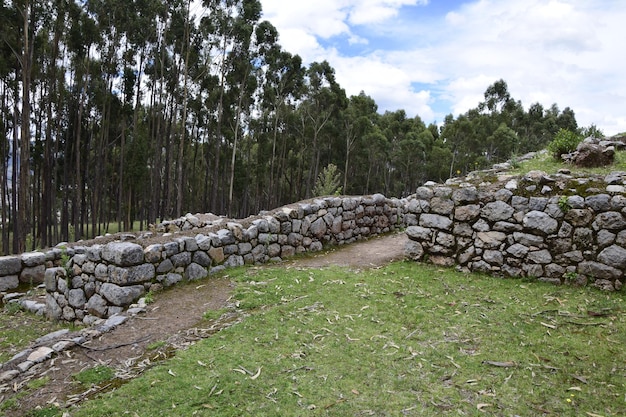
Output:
[{"xmin": 1, "ymin": 233, "xmax": 407, "ymax": 416}]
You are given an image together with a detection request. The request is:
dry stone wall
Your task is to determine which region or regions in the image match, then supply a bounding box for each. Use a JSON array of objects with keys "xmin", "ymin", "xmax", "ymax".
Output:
[
  {"xmin": 3, "ymin": 168, "xmax": 626, "ymax": 325},
  {"xmin": 42, "ymin": 194, "xmax": 405, "ymax": 323},
  {"xmin": 405, "ymin": 171, "xmax": 626, "ymax": 291}
]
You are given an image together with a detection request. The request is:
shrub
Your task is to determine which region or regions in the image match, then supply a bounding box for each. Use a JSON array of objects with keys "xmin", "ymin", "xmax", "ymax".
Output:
[
  {"xmin": 313, "ymin": 163, "xmax": 343, "ymax": 196},
  {"xmin": 548, "ymin": 128, "xmax": 583, "ymax": 160}
]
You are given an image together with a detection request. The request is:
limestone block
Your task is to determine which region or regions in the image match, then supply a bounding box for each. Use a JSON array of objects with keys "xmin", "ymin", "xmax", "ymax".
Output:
[
  {"xmin": 452, "ymin": 187, "xmax": 478, "ymax": 204},
  {"xmin": 528, "ymin": 197, "xmax": 548, "ymax": 211},
  {"xmin": 481, "ymin": 201, "xmax": 515, "ymax": 222},
  {"xmin": 164, "ymin": 241, "xmax": 179, "ymax": 257},
  {"xmin": 86, "ymin": 244, "xmax": 103, "ymax": 262},
  {"xmin": 159, "ymin": 273, "xmax": 183, "ymax": 287},
  {"xmin": 107, "ymin": 263, "xmax": 155, "ymax": 285},
  {"xmin": 415, "ymin": 186, "xmax": 434, "ymax": 200},
  {"xmin": 196, "ymin": 234, "xmax": 212, "ymax": 251},
  {"xmin": 476, "ymin": 231, "xmax": 507, "ymax": 249}
]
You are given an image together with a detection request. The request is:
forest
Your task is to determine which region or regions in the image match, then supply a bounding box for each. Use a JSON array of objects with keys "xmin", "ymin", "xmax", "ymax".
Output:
[{"xmin": 0, "ymin": 0, "xmax": 591, "ymax": 254}]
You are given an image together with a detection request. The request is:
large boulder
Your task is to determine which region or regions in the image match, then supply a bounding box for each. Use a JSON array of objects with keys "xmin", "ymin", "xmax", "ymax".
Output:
[{"xmin": 573, "ymin": 142, "xmax": 614, "ymax": 167}]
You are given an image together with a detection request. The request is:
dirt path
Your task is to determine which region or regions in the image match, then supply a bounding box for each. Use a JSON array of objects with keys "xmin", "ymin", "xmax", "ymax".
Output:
[{"xmin": 2, "ymin": 233, "xmax": 407, "ymax": 416}]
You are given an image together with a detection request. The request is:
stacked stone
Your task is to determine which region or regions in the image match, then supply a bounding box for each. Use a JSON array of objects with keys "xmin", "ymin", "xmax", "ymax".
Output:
[
  {"xmin": 405, "ymin": 179, "xmax": 626, "ymax": 291},
  {"xmin": 45, "ymin": 194, "xmax": 405, "ymax": 323},
  {"xmin": 0, "ymin": 249, "xmax": 66, "ymax": 292}
]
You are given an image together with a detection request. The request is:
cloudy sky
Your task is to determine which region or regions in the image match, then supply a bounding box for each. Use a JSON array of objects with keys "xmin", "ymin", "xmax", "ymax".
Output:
[{"xmin": 259, "ymin": 0, "xmax": 626, "ymax": 135}]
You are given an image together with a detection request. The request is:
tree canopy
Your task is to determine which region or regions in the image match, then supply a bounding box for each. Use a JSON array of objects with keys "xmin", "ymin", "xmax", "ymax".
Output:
[{"xmin": 0, "ymin": 1, "xmax": 585, "ymax": 253}]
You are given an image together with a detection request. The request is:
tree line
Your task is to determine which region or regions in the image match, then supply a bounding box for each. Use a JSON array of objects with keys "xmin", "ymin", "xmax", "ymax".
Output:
[{"xmin": 0, "ymin": 0, "xmax": 587, "ymax": 254}]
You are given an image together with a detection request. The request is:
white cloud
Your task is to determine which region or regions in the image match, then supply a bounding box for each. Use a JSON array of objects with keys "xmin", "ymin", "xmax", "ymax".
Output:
[{"xmin": 260, "ymin": 0, "xmax": 626, "ymax": 135}]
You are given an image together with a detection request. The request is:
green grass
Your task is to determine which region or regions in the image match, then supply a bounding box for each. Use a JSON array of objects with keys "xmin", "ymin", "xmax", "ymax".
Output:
[
  {"xmin": 71, "ymin": 262, "xmax": 625, "ymax": 416},
  {"xmin": 0, "ymin": 302, "xmax": 76, "ymax": 364},
  {"xmin": 73, "ymin": 365, "xmax": 116, "ymax": 387},
  {"xmin": 512, "ymin": 149, "xmax": 626, "ymax": 176}
]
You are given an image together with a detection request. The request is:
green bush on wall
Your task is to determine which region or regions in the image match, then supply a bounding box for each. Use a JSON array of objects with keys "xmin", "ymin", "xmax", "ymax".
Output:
[{"xmin": 547, "ymin": 128, "xmax": 583, "ymax": 160}]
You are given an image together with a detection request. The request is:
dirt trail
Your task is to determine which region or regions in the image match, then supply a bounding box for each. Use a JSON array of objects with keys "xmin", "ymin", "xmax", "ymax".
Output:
[{"xmin": 2, "ymin": 232, "xmax": 407, "ymax": 416}]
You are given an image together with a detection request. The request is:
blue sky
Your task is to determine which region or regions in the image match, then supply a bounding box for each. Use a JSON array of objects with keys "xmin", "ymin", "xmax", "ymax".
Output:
[{"xmin": 259, "ymin": 0, "xmax": 626, "ymax": 135}]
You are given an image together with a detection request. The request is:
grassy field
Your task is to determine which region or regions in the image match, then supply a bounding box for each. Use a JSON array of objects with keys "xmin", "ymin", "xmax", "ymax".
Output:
[{"xmin": 66, "ymin": 262, "xmax": 625, "ymax": 417}]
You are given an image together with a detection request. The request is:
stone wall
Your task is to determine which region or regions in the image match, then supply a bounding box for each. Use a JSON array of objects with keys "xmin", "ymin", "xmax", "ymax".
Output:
[
  {"xmin": 404, "ymin": 171, "xmax": 626, "ymax": 291},
  {"xmin": 4, "ymin": 168, "xmax": 626, "ymax": 325},
  {"xmin": 43, "ymin": 194, "xmax": 405, "ymax": 323},
  {"xmin": 0, "ymin": 249, "xmax": 65, "ymax": 292}
]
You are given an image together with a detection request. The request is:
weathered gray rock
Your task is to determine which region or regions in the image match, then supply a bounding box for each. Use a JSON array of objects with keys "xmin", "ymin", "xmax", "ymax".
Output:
[
  {"xmin": 482, "ymin": 201, "xmax": 514, "ymax": 222},
  {"xmin": 107, "ymin": 263, "xmax": 155, "ymax": 285},
  {"xmin": 310, "ymin": 218, "xmax": 327, "ymax": 238},
  {"xmin": 102, "ymin": 242, "xmax": 144, "ymax": 266},
  {"xmin": 45, "ymin": 293, "xmax": 62, "ymax": 320},
  {"xmin": 185, "ymin": 263, "xmax": 208, "ymax": 281},
  {"xmin": 159, "ymin": 273, "xmax": 183, "ymax": 287},
  {"xmin": 527, "ymin": 250, "xmax": 552, "ymax": 264},
  {"xmin": 592, "ymin": 211, "xmax": 626, "ymax": 230},
  {"xmin": 195, "ymin": 234, "xmax": 212, "ymax": 251},
  {"xmin": 585, "ymin": 194, "xmax": 611, "ymax": 212},
  {"xmin": 454, "ymin": 205, "xmax": 481, "ymax": 222},
  {"xmin": 405, "ymin": 241, "xmax": 424, "ymax": 260},
  {"xmin": 522, "ymin": 211, "xmax": 558, "ymax": 235},
  {"xmin": 597, "ymin": 245, "xmax": 626, "ymax": 269},
  {"xmin": 192, "ymin": 251, "xmax": 212, "ymax": 267},
  {"xmin": 20, "ymin": 264, "xmax": 46, "ymax": 284},
  {"xmin": 420, "ymin": 214, "xmax": 452, "ymax": 231},
  {"xmin": 144, "ymin": 244, "xmax": 163, "ymax": 263},
  {"xmin": 21, "ymin": 251, "xmax": 46, "ymax": 267},
  {"xmin": 476, "ymin": 231, "xmax": 507, "ymax": 249},
  {"xmin": 170, "ymin": 252, "xmax": 192, "ymax": 268},
  {"xmin": 0, "ymin": 275, "xmax": 19, "ymax": 291},
  {"xmin": 578, "ymin": 261, "xmax": 622, "ymax": 280},
  {"xmin": 100, "ymin": 283, "xmax": 145, "ymax": 306},
  {"xmin": 483, "ymin": 250, "xmax": 504, "ymax": 265},
  {"xmin": 68, "ymin": 288, "xmax": 86, "ymax": 308},
  {"xmin": 0, "ymin": 256, "xmax": 22, "ymax": 276},
  {"xmin": 85, "ymin": 294, "xmax": 108, "ymax": 318},
  {"xmin": 406, "ymin": 226, "xmax": 432, "ymax": 241},
  {"xmin": 224, "ymin": 255, "xmax": 244, "ymax": 268}
]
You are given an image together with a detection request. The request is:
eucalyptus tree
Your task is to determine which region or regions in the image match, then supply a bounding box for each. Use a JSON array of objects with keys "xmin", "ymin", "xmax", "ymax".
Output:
[
  {"xmin": 259, "ymin": 47, "xmax": 304, "ymax": 208},
  {"xmin": 297, "ymin": 60, "xmax": 347, "ymax": 198},
  {"xmin": 341, "ymin": 91, "xmax": 377, "ymax": 194}
]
